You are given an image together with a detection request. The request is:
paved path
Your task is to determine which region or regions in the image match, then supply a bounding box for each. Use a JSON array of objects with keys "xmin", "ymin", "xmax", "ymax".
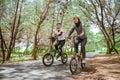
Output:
[{"xmin": 0, "ymin": 52, "xmax": 98, "ymax": 80}]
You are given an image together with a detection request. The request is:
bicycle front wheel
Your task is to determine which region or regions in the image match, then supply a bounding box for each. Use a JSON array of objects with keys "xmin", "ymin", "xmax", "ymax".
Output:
[
  {"xmin": 69, "ymin": 58, "xmax": 77, "ymax": 74},
  {"xmin": 42, "ymin": 53, "xmax": 54, "ymax": 67},
  {"xmin": 61, "ymin": 53, "xmax": 68, "ymax": 64}
]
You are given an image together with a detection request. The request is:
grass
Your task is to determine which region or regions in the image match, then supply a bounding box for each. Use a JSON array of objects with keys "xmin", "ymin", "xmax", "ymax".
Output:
[{"xmin": 0, "ymin": 47, "xmax": 119, "ymax": 64}]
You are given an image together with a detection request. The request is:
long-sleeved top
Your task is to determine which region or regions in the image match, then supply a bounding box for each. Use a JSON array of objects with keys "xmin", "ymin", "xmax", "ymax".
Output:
[{"xmin": 68, "ymin": 23, "xmax": 87, "ymax": 39}]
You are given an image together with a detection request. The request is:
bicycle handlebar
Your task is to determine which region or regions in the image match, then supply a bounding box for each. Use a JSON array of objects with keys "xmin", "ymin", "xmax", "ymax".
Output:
[{"xmin": 66, "ymin": 35, "xmax": 78, "ymax": 40}]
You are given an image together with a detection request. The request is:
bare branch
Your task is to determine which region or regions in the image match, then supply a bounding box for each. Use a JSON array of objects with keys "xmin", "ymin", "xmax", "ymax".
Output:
[{"xmin": 89, "ymin": 0, "xmax": 100, "ymax": 22}]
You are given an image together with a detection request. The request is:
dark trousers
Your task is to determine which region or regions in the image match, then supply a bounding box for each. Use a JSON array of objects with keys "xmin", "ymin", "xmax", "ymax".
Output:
[
  {"xmin": 55, "ymin": 40, "xmax": 65, "ymax": 53},
  {"xmin": 74, "ymin": 37, "xmax": 87, "ymax": 58}
]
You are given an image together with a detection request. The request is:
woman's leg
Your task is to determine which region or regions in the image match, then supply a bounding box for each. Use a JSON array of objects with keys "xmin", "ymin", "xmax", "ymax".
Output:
[
  {"xmin": 73, "ymin": 38, "xmax": 80, "ymax": 58},
  {"xmin": 81, "ymin": 38, "xmax": 87, "ymax": 59}
]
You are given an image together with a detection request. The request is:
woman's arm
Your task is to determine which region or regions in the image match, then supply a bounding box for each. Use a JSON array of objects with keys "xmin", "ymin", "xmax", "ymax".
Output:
[{"xmin": 68, "ymin": 26, "xmax": 75, "ymax": 37}]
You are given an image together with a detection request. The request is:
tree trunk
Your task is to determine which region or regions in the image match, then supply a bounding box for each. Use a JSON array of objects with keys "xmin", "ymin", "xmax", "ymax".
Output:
[
  {"xmin": 32, "ymin": 27, "xmax": 39, "ymax": 60},
  {"xmin": 24, "ymin": 32, "xmax": 30, "ymax": 53},
  {"xmin": 6, "ymin": 0, "xmax": 23, "ymax": 61},
  {"xmin": 0, "ymin": 27, "xmax": 6, "ymax": 63},
  {"xmin": 60, "ymin": 14, "xmax": 64, "ymax": 25},
  {"xmin": 32, "ymin": 0, "xmax": 51, "ymax": 60},
  {"xmin": 106, "ymin": 41, "xmax": 111, "ymax": 54}
]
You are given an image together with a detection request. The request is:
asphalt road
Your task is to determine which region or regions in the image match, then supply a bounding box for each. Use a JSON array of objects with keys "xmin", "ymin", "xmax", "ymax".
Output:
[{"xmin": 0, "ymin": 52, "xmax": 98, "ymax": 80}]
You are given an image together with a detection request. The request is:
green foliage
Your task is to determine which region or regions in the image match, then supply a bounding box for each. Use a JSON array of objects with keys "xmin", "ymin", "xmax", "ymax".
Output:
[
  {"xmin": 1, "ymin": 0, "xmax": 120, "ymax": 63},
  {"xmin": 40, "ymin": 47, "xmax": 49, "ymax": 53},
  {"xmin": 85, "ymin": 26, "xmax": 106, "ymax": 53}
]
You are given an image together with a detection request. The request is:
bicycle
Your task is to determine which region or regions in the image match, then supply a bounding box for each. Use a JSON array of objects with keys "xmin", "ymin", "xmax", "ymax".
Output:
[
  {"xmin": 42, "ymin": 37, "xmax": 68, "ymax": 67},
  {"xmin": 68, "ymin": 36, "xmax": 85, "ymax": 74}
]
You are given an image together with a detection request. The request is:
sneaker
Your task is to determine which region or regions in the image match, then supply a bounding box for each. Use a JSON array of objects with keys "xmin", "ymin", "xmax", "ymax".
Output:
[
  {"xmin": 56, "ymin": 57, "xmax": 61, "ymax": 61},
  {"xmin": 82, "ymin": 59, "xmax": 86, "ymax": 63}
]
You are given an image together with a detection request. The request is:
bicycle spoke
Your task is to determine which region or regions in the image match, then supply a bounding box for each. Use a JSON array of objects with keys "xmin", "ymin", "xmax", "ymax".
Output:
[{"xmin": 42, "ymin": 53, "xmax": 54, "ymax": 67}]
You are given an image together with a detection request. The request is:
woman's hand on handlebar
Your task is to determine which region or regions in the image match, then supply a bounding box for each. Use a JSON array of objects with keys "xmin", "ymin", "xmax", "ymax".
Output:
[{"xmin": 67, "ymin": 36, "xmax": 71, "ymax": 39}]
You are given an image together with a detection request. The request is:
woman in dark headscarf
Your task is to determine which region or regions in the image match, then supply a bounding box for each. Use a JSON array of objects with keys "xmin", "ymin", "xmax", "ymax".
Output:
[{"xmin": 68, "ymin": 15, "xmax": 87, "ymax": 63}]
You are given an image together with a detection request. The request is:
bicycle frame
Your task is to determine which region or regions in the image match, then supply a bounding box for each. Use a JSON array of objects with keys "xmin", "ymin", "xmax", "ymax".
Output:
[{"xmin": 47, "ymin": 37, "xmax": 57, "ymax": 57}]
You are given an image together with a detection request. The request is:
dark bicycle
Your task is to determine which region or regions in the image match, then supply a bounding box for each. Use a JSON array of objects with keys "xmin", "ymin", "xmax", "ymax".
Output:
[
  {"xmin": 42, "ymin": 37, "xmax": 68, "ymax": 67},
  {"xmin": 68, "ymin": 36, "xmax": 85, "ymax": 74}
]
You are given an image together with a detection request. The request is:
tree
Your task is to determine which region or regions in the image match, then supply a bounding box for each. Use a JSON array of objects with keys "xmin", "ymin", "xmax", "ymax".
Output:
[
  {"xmin": 0, "ymin": 0, "xmax": 6, "ymax": 63},
  {"xmin": 32, "ymin": 0, "xmax": 71, "ymax": 60},
  {"xmin": 79, "ymin": 0, "xmax": 120, "ymax": 54},
  {"xmin": 0, "ymin": 0, "xmax": 24, "ymax": 61},
  {"xmin": 32, "ymin": 0, "xmax": 51, "ymax": 60},
  {"xmin": 6, "ymin": 0, "xmax": 24, "ymax": 60}
]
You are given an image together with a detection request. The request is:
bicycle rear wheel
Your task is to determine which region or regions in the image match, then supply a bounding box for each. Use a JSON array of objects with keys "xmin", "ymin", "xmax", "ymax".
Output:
[
  {"xmin": 81, "ymin": 60, "xmax": 85, "ymax": 69},
  {"xmin": 42, "ymin": 53, "xmax": 54, "ymax": 67},
  {"xmin": 69, "ymin": 58, "xmax": 77, "ymax": 74},
  {"xmin": 61, "ymin": 53, "xmax": 68, "ymax": 64}
]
